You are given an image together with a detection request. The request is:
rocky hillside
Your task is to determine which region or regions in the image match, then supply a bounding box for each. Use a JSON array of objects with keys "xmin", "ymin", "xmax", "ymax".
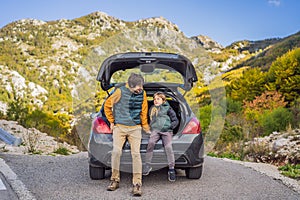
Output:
[
  {"xmin": 244, "ymin": 129, "xmax": 300, "ymax": 165},
  {"xmin": 0, "ymin": 11, "xmax": 213, "ymax": 114},
  {"xmin": 233, "ymin": 31, "xmax": 300, "ymax": 71},
  {"xmin": 0, "ymin": 119, "xmax": 79, "ymax": 155},
  {"xmin": 0, "ymin": 11, "xmax": 285, "ymax": 115}
]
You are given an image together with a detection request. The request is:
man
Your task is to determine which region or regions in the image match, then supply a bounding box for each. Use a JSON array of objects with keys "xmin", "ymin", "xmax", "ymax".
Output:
[{"xmin": 104, "ymin": 73, "xmax": 150, "ymax": 196}]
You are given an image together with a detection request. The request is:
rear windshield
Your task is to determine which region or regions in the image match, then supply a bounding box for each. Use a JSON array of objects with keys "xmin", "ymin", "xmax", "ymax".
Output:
[{"xmin": 110, "ymin": 68, "xmax": 184, "ymax": 84}]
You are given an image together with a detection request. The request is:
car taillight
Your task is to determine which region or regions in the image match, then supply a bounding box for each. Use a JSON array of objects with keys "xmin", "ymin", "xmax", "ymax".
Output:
[
  {"xmin": 92, "ymin": 117, "xmax": 112, "ymax": 134},
  {"xmin": 182, "ymin": 117, "xmax": 201, "ymax": 134}
]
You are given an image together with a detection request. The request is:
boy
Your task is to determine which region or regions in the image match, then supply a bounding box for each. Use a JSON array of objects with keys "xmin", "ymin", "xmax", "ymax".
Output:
[{"xmin": 143, "ymin": 92, "xmax": 179, "ymax": 181}]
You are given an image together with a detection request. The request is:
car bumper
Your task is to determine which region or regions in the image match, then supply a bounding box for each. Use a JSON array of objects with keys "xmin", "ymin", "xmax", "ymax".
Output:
[{"xmin": 88, "ymin": 132, "xmax": 204, "ymax": 170}]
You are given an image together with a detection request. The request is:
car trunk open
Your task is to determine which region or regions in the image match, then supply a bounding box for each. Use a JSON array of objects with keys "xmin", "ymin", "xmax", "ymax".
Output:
[{"xmin": 96, "ymin": 52, "xmax": 198, "ymax": 91}]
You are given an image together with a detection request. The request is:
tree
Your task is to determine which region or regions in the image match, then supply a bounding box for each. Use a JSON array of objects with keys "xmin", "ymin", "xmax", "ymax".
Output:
[
  {"xmin": 266, "ymin": 48, "xmax": 300, "ymax": 104},
  {"xmin": 243, "ymin": 90, "xmax": 289, "ymax": 137},
  {"xmin": 260, "ymin": 107, "xmax": 293, "ymax": 136},
  {"xmin": 229, "ymin": 68, "xmax": 267, "ymax": 102},
  {"xmin": 243, "ymin": 90, "xmax": 287, "ymax": 119}
]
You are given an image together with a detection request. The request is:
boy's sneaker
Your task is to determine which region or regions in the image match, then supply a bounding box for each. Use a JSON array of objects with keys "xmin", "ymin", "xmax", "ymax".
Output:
[
  {"xmin": 168, "ymin": 169, "xmax": 176, "ymax": 182},
  {"xmin": 107, "ymin": 180, "xmax": 119, "ymax": 191},
  {"xmin": 132, "ymin": 184, "xmax": 142, "ymax": 196},
  {"xmin": 142, "ymin": 164, "xmax": 152, "ymax": 176}
]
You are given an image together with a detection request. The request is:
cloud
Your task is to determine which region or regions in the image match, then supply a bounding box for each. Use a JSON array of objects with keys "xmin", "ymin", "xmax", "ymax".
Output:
[{"xmin": 268, "ymin": 0, "xmax": 281, "ymax": 6}]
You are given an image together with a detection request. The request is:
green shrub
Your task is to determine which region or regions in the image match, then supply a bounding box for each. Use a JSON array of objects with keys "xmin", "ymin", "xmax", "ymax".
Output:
[
  {"xmin": 226, "ymin": 97, "xmax": 242, "ymax": 114},
  {"xmin": 290, "ymin": 97, "xmax": 300, "ymax": 128},
  {"xmin": 259, "ymin": 107, "xmax": 293, "ymax": 136},
  {"xmin": 278, "ymin": 164, "xmax": 300, "ymax": 179},
  {"xmin": 53, "ymin": 147, "xmax": 70, "ymax": 155},
  {"xmin": 199, "ymin": 104, "xmax": 211, "ymax": 134},
  {"xmin": 207, "ymin": 151, "xmax": 241, "ymax": 160},
  {"xmin": 25, "ymin": 110, "xmax": 69, "ymax": 139},
  {"xmin": 214, "ymin": 121, "xmax": 244, "ymax": 153},
  {"xmin": 219, "ymin": 123, "xmax": 244, "ymax": 143}
]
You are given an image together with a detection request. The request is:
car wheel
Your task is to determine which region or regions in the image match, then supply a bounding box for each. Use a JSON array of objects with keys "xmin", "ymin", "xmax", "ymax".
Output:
[
  {"xmin": 89, "ymin": 165, "xmax": 105, "ymax": 180},
  {"xmin": 185, "ymin": 166, "xmax": 203, "ymax": 179}
]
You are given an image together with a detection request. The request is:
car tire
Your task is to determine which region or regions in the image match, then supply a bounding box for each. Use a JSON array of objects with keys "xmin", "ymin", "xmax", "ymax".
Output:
[
  {"xmin": 89, "ymin": 165, "xmax": 105, "ymax": 180},
  {"xmin": 185, "ymin": 166, "xmax": 203, "ymax": 179}
]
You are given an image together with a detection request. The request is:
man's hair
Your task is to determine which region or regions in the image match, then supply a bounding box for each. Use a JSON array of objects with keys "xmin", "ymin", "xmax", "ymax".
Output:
[
  {"xmin": 153, "ymin": 92, "xmax": 166, "ymax": 102},
  {"xmin": 128, "ymin": 73, "xmax": 144, "ymax": 88}
]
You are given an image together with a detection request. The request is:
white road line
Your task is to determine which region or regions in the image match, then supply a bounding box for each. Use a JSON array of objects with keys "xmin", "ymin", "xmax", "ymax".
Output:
[
  {"xmin": 0, "ymin": 158, "xmax": 36, "ymax": 200},
  {"xmin": 0, "ymin": 178, "xmax": 7, "ymax": 190}
]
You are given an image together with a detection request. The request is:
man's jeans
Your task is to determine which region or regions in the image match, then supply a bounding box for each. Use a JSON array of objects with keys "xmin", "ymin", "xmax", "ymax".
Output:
[{"xmin": 111, "ymin": 125, "xmax": 142, "ymax": 185}]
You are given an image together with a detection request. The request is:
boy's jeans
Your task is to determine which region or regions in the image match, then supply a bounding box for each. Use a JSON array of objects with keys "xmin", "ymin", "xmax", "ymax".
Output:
[
  {"xmin": 110, "ymin": 125, "xmax": 142, "ymax": 185},
  {"xmin": 145, "ymin": 131, "xmax": 175, "ymax": 169}
]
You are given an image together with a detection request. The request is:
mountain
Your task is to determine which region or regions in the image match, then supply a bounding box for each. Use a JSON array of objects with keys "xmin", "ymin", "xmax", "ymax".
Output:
[
  {"xmin": 227, "ymin": 38, "xmax": 281, "ymax": 54},
  {"xmin": 231, "ymin": 31, "xmax": 300, "ymax": 71},
  {"xmin": 0, "ymin": 11, "xmax": 298, "ymax": 115},
  {"xmin": 191, "ymin": 35, "xmax": 223, "ymax": 53},
  {"xmin": 0, "ymin": 11, "xmax": 212, "ymax": 115}
]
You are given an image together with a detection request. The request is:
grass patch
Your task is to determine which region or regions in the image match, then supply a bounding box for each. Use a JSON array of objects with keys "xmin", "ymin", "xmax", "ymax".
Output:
[
  {"xmin": 278, "ymin": 164, "xmax": 300, "ymax": 180},
  {"xmin": 31, "ymin": 150, "xmax": 43, "ymax": 155},
  {"xmin": 53, "ymin": 147, "xmax": 70, "ymax": 155},
  {"xmin": 207, "ymin": 152, "xmax": 242, "ymax": 160}
]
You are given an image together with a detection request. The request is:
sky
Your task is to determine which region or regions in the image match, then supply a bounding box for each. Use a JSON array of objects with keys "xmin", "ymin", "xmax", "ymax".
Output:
[{"xmin": 1, "ymin": 0, "xmax": 300, "ymax": 47}]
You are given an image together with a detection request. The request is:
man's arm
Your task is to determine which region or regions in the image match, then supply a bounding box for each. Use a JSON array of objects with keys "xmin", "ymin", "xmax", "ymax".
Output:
[
  {"xmin": 140, "ymin": 91, "xmax": 150, "ymax": 132},
  {"xmin": 104, "ymin": 88, "xmax": 121, "ymax": 126}
]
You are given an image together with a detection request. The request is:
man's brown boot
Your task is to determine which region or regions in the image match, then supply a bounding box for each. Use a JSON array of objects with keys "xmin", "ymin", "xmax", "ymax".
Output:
[
  {"xmin": 107, "ymin": 181, "xmax": 119, "ymax": 191},
  {"xmin": 132, "ymin": 184, "xmax": 142, "ymax": 196}
]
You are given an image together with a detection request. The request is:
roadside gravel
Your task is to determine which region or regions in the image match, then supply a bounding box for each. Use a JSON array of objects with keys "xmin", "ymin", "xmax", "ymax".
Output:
[{"xmin": 221, "ymin": 158, "xmax": 300, "ymax": 194}]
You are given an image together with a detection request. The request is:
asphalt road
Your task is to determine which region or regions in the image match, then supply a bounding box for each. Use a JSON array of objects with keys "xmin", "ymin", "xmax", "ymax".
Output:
[
  {"xmin": 0, "ymin": 172, "xmax": 18, "ymax": 200},
  {"xmin": 0, "ymin": 152, "xmax": 299, "ymax": 200}
]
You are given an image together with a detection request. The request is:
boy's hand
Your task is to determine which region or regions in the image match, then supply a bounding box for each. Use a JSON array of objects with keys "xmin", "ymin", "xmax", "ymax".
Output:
[
  {"xmin": 110, "ymin": 123, "xmax": 114, "ymax": 131},
  {"xmin": 146, "ymin": 131, "xmax": 151, "ymax": 134}
]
